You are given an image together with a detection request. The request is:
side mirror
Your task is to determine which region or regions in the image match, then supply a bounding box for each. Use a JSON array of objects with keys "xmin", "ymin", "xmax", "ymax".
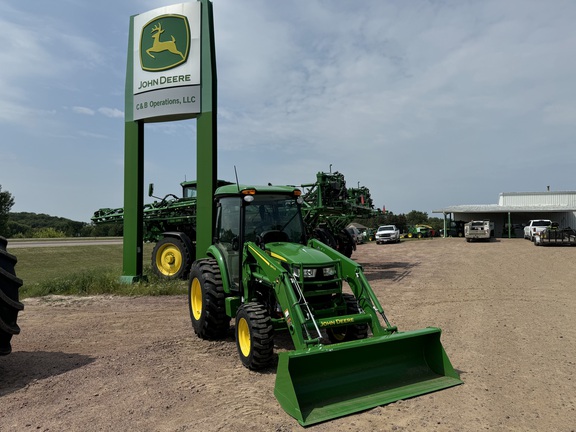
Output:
[{"xmin": 148, "ymin": 183, "xmax": 154, "ymax": 197}]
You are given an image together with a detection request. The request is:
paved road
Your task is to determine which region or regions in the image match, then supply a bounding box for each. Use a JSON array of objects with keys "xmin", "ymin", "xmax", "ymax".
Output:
[{"xmin": 7, "ymin": 238, "xmax": 123, "ymax": 248}]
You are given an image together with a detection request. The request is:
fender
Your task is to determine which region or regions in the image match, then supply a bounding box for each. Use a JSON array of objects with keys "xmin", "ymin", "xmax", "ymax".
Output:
[{"xmin": 159, "ymin": 231, "xmax": 194, "ymax": 256}]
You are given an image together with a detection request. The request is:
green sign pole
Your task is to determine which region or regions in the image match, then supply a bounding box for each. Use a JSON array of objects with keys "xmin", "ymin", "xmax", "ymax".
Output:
[
  {"xmin": 196, "ymin": 0, "xmax": 217, "ymax": 258},
  {"xmin": 121, "ymin": 16, "xmax": 144, "ymax": 282},
  {"xmin": 121, "ymin": 121, "xmax": 144, "ymax": 282},
  {"xmin": 121, "ymin": 1, "xmax": 215, "ymax": 280}
]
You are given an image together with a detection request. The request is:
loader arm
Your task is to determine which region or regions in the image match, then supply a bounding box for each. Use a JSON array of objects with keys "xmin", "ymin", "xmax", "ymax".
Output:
[
  {"xmin": 307, "ymin": 238, "xmax": 397, "ymax": 336},
  {"xmin": 243, "ymin": 242, "xmax": 322, "ymax": 350}
]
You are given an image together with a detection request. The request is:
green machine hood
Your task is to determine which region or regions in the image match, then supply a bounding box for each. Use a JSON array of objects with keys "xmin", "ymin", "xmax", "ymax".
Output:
[{"xmin": 263, "ymin": 241, "xmax": 337, "ymax": 267}]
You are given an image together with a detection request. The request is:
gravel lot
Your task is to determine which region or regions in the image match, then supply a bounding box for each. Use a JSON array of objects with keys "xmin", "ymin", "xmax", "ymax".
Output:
[{"xmin": 1, "ymin": 238, "xmax": 575, "ymax": 431}]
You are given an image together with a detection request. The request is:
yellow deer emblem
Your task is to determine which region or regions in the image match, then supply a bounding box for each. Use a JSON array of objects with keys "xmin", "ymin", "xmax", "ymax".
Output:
[{"xmin": 146, "ymin": 22, "xmax": 185, "ymax": 59}]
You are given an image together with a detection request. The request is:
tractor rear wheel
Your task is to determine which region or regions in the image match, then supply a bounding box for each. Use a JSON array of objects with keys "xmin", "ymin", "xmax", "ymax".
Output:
[
  {"xmin": 152, "ymin": 236, "xmax": 192, "ymax": 280},
  {"xmin": 327, "ymin": 293, "xmax": 368, "ymax": 343},
  {"xmin": 0, "ymin": 237, "xmax": 24, "ymax": 355},
  {"xmin": 188, "ymin": 259, "xmax": 230, "ymax": 339},
  {"xmin": 312, "ymin": 227, "xmax": 338, "ymax": 249},
  {"xmin": 235, "ymin": 302, "xmax": 274, "ymax": 370},
  {"xmin": 337, "ymin": 229, "xmax": 355, "ymax": 258}
]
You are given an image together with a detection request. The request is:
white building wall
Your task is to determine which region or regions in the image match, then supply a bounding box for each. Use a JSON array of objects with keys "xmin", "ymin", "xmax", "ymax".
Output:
[{"xmin": 499, "ymin": 191, "xmax": 576, "ymax": 207}]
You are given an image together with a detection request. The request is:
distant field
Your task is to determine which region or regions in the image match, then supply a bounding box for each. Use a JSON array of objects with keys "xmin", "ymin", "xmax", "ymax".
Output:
[{"xmin": 7, "ymin": 242, "xmax": 180, "ymax": 298}]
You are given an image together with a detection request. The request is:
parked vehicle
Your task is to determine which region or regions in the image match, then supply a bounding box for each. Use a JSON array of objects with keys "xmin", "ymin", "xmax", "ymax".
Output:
[
  {"xmin": 188, "ymin": 183, "xmax": 462, "ymax": 425},
  {"xmin": 346, "ymin": 226, "xmax": 363, "ymax": 244},
  {"xmin": 523, "ymin": 219, "xmax": 552, "ymax": 241},
  {"xmin": 464, "ymin": 220, "xmax": 492, "ymax": 242},
  {"xmin": 375, "ymin": 225, "xmax": 400, "ymax": 244},
  {"xmin": 441, "ymin": 220, "xmax": 466, "ymax": 237}
]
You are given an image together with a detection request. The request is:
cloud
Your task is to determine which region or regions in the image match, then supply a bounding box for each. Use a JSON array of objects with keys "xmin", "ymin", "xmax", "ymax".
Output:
[
  {"xmin": 98, "ymin": 107, "xmax": 124, "ymax": 119},
  {"xmin": 73, "ymin": 106, "xmax": 96, "ymax": 115}
]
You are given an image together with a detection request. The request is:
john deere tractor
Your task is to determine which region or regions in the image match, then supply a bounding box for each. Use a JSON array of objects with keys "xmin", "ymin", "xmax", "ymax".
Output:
[
  {"xmin": 92, "ymin": 180, "xmax": 231, "ymax": 280},
  {"xmin": 188, "ymin": 183, "xmax": 461, "ymax": 426}
]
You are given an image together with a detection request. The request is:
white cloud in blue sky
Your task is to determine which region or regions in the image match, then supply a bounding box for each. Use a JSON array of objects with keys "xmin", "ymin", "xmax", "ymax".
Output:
[{"xmin": 1, "ymin": 0, "xmax": 575, "ymax": 222}]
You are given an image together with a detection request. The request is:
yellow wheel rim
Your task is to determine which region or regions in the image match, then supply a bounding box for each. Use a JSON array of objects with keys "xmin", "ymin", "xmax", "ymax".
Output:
[
  {"xmin": 191, "ymin": 278, "xmax": 202, "ymax": 321},
  {"xmin": 155, "ymin": 243, "xmax": 182, "ymax": 276},
  {"xmin": 237, "ymin": 317, "xmax": 251, "ymax": 357}
]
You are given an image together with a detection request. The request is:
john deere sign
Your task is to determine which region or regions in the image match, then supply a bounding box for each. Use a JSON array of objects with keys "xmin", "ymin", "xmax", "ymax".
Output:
[
  {"xmin": 123, "ymin": 0, "xmax": 217, "ymax": 283},
  {"xmin": 131, "ymin": 3, "xmax": 201, "ymax": 121}
]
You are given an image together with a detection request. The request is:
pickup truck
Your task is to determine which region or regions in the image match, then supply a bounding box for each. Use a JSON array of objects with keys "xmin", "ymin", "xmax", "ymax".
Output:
[
  {"xmin": 464, "ymin": 220, "xmax": 492, "ymax": 242},
  {"xmin": 375, "ymin": 225, "xmax": 400, "ymax": 244},
  {"xmin": 524, "ymin": 219, "xmax": 552, "ymax": 241}
]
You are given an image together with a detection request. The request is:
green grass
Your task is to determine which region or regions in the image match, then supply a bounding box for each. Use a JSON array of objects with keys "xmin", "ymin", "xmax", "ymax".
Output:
[{"xmin": 12, "ymin": 243, "xmax": 187, "ymax": 298}]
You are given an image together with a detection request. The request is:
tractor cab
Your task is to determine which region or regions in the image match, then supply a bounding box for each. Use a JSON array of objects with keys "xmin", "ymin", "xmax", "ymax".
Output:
[{"xmin": 213, "ymin": 185, "xmax": 305, "ymax": 291}]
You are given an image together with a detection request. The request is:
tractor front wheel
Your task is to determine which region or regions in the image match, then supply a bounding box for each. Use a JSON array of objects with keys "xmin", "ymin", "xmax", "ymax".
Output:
[
  {"xmin": 152, "ymin": 237, "xmax": 192, "ymax": 280},
  {"xmin": 235, "ymin": 302, "xmax": 274, "ymax": 370},
  {"xmin": 326, "ymin": 294, "xmax": 368, "ymax": 343},
  {"xmin": 188, "ymin": 259, "xmax": 230, "ymax": 339}
]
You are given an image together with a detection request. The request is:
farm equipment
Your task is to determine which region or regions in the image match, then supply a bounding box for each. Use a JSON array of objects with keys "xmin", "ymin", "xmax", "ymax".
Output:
[
  {"xmin": 299, "ymin": 171, "xmax": 378, "ymax": 257},
  {"xmin": 534, "ymin": 223, "xmax": 576, "ymax": 246},
  {"xmin": 402, "ymin": 224, "xmax": 433, "ymax": 239},
  {"xmin": 92, "ymin": 180, "xmax": 231, "ymax": 279},
  {"xmin": 0, "ymin": 237, "xmax": 24, "ymax": 355},
  {"xmin": 188, "ymin": 183, "xmax": 462, "ymax": 426}
]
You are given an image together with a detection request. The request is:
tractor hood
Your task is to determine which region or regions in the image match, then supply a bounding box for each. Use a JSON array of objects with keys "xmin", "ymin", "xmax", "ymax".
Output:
[{"xmin": 264, "ymin": 242, "xmax": 335, "ymax": 266}]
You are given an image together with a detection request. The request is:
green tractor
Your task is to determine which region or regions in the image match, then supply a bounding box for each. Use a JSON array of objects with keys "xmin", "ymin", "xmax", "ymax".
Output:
[
  {"xmin": 92, "ymin": 180, "xmax": 231, "ymax": 280},
  {"xmin": 188, "ymin": 184, "xmax": 462, "ymax": 426}
]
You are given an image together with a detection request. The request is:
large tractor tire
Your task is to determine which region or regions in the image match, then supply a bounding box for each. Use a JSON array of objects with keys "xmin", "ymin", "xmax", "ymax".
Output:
[
  {"xmin": 337, "ymin": 228, "xmax": 355, "ymax": 258},
  {"xmin": 326, "ymin": 293, "xmax": 368, "ymax": 343},
  {"xmin": 235, "ymin": 302, "xmax": 274, "ymax": 370},
  {"xmin": 152, "ymin": 236, "xmax": 193, "ymax": 280},
  {"xmin": 312, "ymin": 227, "xmax": 338, "ymax": 249},
  {"xmin": 0, "ymin": 237, "xmax": 24, "ymax": 355},
  {"xmin": 188, "ymin": 259, "xmax": 230, "ymax": 339}
]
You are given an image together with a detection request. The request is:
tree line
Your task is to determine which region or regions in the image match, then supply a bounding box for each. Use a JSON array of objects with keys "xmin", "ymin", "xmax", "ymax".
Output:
[{"xmin": 0, "ymin": 184, "xmax": 121, "ymax": 238}]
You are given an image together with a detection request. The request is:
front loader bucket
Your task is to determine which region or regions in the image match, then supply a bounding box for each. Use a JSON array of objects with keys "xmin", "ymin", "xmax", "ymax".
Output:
[{"xmin": 274, "ymin": 327, "xmax": 462, "ymax": 426}]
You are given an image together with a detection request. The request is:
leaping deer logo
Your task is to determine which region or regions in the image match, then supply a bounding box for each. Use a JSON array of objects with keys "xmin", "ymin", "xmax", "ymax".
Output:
[{"xmin": 146, "ymin": 22, "xmax": 184, "ymax": 60}]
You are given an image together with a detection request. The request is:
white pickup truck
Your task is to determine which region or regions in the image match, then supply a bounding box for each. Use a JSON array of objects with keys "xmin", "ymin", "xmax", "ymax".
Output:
[
  {"xmin": 464, "ymin": 220, "xmax": 492, "ymax": 242},
  {"xmin": 523, "ymin": 219, "xmax": 552, "ymax": 241},
  {"xmin": 375, "ymin": 225, "xmax": 400, "ymax": 244}
]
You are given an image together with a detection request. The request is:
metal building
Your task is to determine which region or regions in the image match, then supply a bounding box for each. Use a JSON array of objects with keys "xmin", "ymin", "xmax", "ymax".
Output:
[{"xmin": 433, "ymin": 191, "xmax": 576, "ymax": 238}]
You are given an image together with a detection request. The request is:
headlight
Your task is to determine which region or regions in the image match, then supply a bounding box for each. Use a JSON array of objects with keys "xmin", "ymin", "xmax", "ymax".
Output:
[
  {"xmin": 322, "ymin": 266, "xmax": 336, "ymax": 277},
  {"xmin": 293, "ymin": 268, "xmax": 317, "ymax": 278}
]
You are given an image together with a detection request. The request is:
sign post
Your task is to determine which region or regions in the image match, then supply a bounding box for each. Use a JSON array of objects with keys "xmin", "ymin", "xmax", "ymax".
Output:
[{"xmin": 122, "ymin": 0, "xmax": 216, "ymax": 282}]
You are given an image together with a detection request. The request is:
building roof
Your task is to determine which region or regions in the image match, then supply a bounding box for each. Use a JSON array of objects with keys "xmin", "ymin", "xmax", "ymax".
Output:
[
  {"xmin": 433, "ymin": 204, "xmax": 576, "ymax": 214},
  {"xmin": 433, "ymin": 190, "xmax": 576, "ymax": 214}
]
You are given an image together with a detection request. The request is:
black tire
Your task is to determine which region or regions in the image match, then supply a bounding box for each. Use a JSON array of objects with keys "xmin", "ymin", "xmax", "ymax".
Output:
[
  {"xmin": 152, "ymin": 236, "xmax": 192, "ymax": 280},
  {"xmin": 312, "ymin": 227, "xmax": 338, "ymax": 249},
  {"xmin": 0, "ymin": 237, "xmax": 24, "ymax": 356},
  {"xmin": 326, "ymin": 293, "xmax": 368, "ymax": 343},
  {"xmin": 235, "ymin": 302, "xmax": 274, "ymax": 370},
  {"xmin": 337, "ymin": 229, "xmax": 355, "ymax": 258},
  {"xmin": 188, "ymin": 259, "xmax": 230, "ymax": 339}
]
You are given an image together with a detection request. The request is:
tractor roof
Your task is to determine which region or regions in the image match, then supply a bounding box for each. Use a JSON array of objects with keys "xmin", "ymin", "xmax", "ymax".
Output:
[{"xmin": 215, "ymin": 184, "xmax": 301, "ymax": 197}]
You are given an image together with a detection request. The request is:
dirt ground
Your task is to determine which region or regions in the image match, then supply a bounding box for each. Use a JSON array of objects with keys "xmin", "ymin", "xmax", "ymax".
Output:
[{"xmin": 1, "ymin": 238, "xmax": 575, "ymax": 431}]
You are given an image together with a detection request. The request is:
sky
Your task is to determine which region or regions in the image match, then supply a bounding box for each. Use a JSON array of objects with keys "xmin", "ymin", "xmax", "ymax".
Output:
[{"xmin": 1, "ymin": 0, "xmax": 575, "ymax": 223}]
